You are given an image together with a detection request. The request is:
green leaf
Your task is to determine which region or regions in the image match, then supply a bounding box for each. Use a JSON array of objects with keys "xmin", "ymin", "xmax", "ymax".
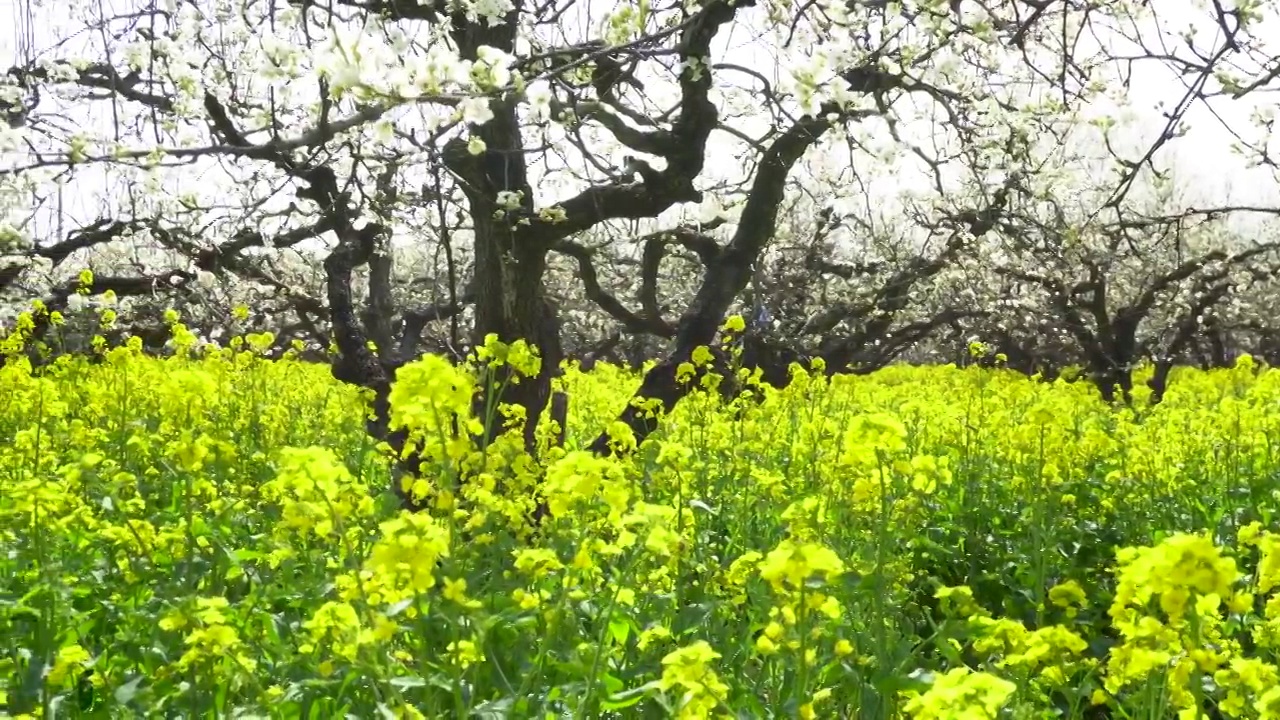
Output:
[
  {"xmin": 114, "ymin": 671, "xmax": 144, "ymax": 702},
  {"xmin": 689, "ymin": 499, "xmax": 718, "ymax": 515},
  {"xmin": 602, "ymin": 681, "xmax": 663, "ymax": 712},
  {"xmin": 599, "ymin": 692, "xmax": 645, "ymax": 711},
  {"xmin": 388, "ymin": 675, "xmax": 428, "ymax": 690},
  {"xmin": 607, "ymin": 617, "xmax": 631, "ymax": 646},
  {"xmin": 6, "ymin": 605, "xmax": 40, "ymax": 623},
  {"xmin": 471, "ymin": 697, "xmax": 515, "ymax": 718},
  {"xmin": 385, "ymin": 598, "xmax": 414, "ymax": 617}
]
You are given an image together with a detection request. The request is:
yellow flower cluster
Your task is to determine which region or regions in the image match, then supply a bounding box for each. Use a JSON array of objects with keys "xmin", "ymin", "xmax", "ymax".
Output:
[{"xmin": 10, "ymin": 312, "xmax": 1280, "ymax": 718}]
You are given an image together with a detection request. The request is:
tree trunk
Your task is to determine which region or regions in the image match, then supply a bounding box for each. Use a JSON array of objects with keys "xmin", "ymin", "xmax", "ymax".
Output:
[
  {"xmin": 442, "ymin": 10, "xmax": 563, "ymax": 451},
  {"xmin": 469, "ymin": 239, "xmax": 563, "ymax": 451}
]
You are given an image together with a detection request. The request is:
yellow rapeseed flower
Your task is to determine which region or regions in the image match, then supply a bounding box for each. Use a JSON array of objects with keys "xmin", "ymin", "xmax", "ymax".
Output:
[
  {"xmin": 901, "ymin": 667, "xmax": 1016, "ymax": 720},
  {"xmin": 758, "ymin": 539, "xmax": 845, "ymax": 592}
]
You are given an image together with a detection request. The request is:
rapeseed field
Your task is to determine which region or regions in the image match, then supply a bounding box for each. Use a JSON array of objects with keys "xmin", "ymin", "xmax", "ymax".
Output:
[{"xmin": 6, "ymin": 315, "xmax": 1280, "ymax": 719}]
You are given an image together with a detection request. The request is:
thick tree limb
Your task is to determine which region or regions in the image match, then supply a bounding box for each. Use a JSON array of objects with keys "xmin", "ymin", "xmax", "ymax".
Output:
[
  {"xmin": 554, "ymin": 239, "xmax": 675, "ymax": 337},
  {"xmin": 10, "ymin": 62, "xmax": 175, "ymax": 112},
  {"xmin": 588, "ymin": 92, "xmax": 863, "ymax": 451},
  {"xmin": 639, "ymin": 225, "xmax": 721, "ymax": 328},
  {"xmin": 398, "ymin": 292, "xmax": 476, "ymax": 360},
  {"xmin": 31, "ymin": 219, "xmax": 147, "ymax": 266},
  {"xmin": 521, "ymin": 0, "xmax": 742, "ymax": 246},
  {"xmin": 548, "ymin": 99, "xmax": 674, "ymax": 157}
]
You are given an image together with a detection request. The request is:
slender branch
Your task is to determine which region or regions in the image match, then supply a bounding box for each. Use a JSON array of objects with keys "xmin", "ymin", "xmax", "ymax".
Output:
[{"xmin": 553, "ymin": 239, "xmax": 675, "ymax": 337}]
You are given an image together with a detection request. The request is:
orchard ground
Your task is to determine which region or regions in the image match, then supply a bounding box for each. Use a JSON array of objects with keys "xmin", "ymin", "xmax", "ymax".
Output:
[{"xmin": 5, "ymin": 320, "xmax": 1280, "ymax": 718}]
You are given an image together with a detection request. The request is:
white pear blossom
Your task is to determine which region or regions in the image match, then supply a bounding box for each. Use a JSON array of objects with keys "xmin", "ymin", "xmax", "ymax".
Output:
[
  {"xmin": 496, "ymin": 190, "xmax": 524, "ymax": 210},
  {"xmin": 452, "ymin": 0, "xmax": 517, "ymax": 28},
  {"xmin": 471, "ymin": 46, "xmax": 515, "ymax": 90},
  {"xmin": 525, "ymin": 81, "xmax": 553, "ymax": 122},
  {"xmin": 459, "ymin": 97, "xmax": 496, "ymax": 125}
]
